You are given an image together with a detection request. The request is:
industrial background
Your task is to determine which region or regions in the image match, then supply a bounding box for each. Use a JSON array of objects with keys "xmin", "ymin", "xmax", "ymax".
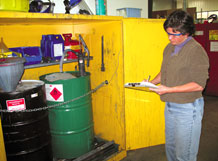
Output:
[{"xmin": 0, "ymin": 0, "xmax": 218, "ymax": 161}]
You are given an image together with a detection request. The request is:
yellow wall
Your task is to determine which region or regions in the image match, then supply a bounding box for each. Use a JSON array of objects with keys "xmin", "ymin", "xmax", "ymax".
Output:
[{"xmin": 123, "ymin": 19, "xmax": 169, "ymax": 150}]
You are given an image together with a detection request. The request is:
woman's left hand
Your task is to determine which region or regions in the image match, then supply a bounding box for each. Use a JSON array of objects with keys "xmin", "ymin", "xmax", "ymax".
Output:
[{"xmin": 149, "ymin": 85, "xmax": 171, "ymax": 95}]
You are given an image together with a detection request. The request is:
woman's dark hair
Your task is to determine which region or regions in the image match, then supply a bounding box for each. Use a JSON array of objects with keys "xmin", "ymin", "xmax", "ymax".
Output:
[{"xmin": 164, "ymin": 10, "xmax": 195, "ymax": 36}]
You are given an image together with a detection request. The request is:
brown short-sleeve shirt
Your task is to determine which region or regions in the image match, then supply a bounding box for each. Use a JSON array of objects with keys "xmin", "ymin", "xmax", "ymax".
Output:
[{"xmin": 160, "ymin": 38, "xmax": 209, "ymax": 103}]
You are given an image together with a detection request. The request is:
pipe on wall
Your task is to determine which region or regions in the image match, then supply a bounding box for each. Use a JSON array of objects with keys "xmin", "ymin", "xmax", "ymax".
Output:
[
  {"xmin": 183, "ymin": 0, "xmax": 187, "ymax": 11},
  {"xmin": 172, "ymin": 0, "xmax": 177, "ymax": 9},
  {"xmin": 148, "ymin": 0, "xmax": 153, "ymax": 18}
]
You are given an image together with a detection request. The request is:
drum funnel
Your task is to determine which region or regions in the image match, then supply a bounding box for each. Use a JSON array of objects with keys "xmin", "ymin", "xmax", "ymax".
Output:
[{"xmin": 0, "ymin": 57, "xmax": 25, "ymax": 92}]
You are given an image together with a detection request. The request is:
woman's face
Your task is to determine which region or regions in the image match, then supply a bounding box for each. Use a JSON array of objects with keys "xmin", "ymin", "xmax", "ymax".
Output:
[{"xmin": 166, "ymin": 27, "xmax": 189, "ymax": 45}]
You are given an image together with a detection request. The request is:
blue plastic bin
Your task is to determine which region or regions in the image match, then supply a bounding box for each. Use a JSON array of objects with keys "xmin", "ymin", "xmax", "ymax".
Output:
[
  {"xmin": 9, "ymin": 47, "xmax": 42, "ymax": 66},
  {"xmin": 117, "ymin": 8, "xmax": 142, "ymax": 18}
]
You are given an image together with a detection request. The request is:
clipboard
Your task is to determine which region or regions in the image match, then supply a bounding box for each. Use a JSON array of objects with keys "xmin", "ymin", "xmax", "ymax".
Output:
[{"xmin": 124, "ymin": 82, "xmax": 158, "ymax": 89}]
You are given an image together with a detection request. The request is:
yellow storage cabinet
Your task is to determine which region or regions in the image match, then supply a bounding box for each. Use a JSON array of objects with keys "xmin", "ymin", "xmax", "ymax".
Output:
[
  {"xmin": 0, "ymin": 12, "xmax": 169, "ymax": 160},
  {"xmin": 0, "ymin": 12, "xmax": 126, "ymax": 160}
]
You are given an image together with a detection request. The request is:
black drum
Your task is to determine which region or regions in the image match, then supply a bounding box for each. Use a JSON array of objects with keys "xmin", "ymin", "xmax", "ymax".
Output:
[{"xmin": 0, "ymin": 80, "xmax": 52, "ymax": 161}]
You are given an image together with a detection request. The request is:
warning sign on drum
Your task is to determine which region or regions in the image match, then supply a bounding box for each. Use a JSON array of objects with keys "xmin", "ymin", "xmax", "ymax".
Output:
[
  {"xmin": 6, "ymin": 98, "xmax": 26, "ymax": 111},
  {"xmin": 45, "ymin": 84, "xmax": 64, "ymax": 102}
]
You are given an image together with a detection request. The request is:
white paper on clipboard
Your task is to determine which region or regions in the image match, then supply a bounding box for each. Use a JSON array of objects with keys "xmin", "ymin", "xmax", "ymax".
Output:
[{"xmin": 124, "ymin": 82, "xmax": 158, "ymax": 89}]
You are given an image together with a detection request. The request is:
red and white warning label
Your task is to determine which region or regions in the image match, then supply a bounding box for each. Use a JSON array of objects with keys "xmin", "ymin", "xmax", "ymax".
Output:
[
  {"xmin": 6, "ymin": 98, "xmax": 26, "ymax": 111},
  {"xmin": 45, "ymin": 84, "xmax": 64, "ymax": 102}
]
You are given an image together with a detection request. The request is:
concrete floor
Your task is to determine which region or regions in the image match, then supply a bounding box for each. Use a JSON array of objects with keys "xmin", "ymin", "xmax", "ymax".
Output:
[{"xmin": 121, "ymin": 95, "xmax": 218, "ymax": 161}]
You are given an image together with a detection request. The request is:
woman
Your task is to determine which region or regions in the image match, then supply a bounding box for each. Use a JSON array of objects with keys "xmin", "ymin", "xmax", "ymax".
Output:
[{"xmin": 149, "ymin": 10, "xmax": 209, "ymax": 161}]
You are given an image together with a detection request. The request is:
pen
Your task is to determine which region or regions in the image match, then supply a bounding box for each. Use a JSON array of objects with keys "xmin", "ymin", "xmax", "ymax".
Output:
[{"xmin": 147, "ymin": 75, "xmax": 150, "ymax": 82}]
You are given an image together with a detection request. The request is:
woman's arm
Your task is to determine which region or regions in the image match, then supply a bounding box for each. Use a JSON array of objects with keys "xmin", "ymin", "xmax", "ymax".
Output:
[
  {"xmin": 150, "ymin": 82, "xmax": 203, "ymax": 95},
  {"xmin": 150, "ymin": 72, "xmax": 161, "ymax": 85}
]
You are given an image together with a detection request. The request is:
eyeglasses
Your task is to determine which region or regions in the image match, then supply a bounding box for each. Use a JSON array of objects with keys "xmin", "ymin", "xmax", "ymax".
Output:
[{"xmin": 167, "ymin": 32, "xmax": 183, "ymax": 36}]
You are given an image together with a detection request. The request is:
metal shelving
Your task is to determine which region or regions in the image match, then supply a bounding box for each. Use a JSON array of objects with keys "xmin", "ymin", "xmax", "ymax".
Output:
[{"xmin": 24, "ymin": 57, "xmax": 92, "ymax": 69}]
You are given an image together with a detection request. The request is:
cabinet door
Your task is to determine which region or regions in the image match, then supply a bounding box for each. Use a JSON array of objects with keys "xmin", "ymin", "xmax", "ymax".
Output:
[{"xmin": 123, "ymin": 19, "xmax": 168, "ymax": 150}]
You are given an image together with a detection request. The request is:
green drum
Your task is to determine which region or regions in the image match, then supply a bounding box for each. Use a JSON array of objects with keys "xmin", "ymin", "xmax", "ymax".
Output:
[{"xmin": 40, "ymin": 71, "xmax": 94, "ymax": 159}]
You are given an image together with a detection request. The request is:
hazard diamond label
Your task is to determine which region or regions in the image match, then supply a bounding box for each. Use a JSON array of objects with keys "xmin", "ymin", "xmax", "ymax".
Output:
[
  {"xmin": 50, "ymin": 87, "xmax": 62, "ymax": 100},
  {"xmin": 45, "ymin": 84, "xmax": 64, "ymax": 102}
]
